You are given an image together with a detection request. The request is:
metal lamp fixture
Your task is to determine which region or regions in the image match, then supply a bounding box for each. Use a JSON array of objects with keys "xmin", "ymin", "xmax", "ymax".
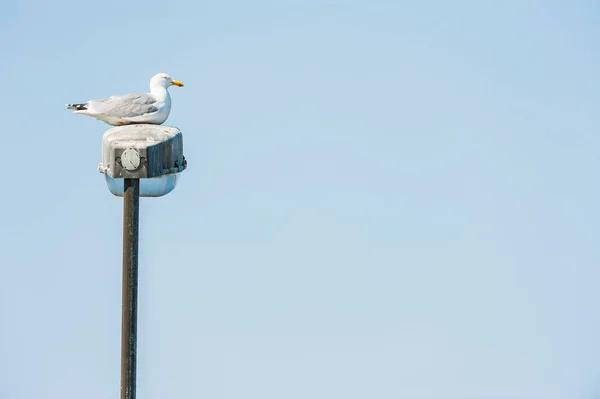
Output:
[{"xmin": 99, "ymin": 124, "xmax": 187, "ymax": 197}]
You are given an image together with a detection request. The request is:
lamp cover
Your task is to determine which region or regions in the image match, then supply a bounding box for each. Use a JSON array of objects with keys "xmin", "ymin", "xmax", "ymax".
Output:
[{"xmin": 98, "ymin": 125, "xmax": 187, "ymax": 197}]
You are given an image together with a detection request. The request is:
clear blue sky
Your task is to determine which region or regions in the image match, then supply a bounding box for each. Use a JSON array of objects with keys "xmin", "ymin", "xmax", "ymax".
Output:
[{"xmin": 0, "ymin": 1, "xmax": 599, "ymax": 398}]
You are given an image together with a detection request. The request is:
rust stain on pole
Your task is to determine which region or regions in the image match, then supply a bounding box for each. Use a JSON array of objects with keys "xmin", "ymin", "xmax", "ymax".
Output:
[{"xmin": 121, "ymin": 178, "xmax": 140, "ymax": 399}]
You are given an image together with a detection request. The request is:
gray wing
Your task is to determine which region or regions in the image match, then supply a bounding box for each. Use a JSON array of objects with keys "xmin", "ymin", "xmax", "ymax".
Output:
[{"xmin": 89, "ymin": 93, "xmax": 159, "ymax": 117}]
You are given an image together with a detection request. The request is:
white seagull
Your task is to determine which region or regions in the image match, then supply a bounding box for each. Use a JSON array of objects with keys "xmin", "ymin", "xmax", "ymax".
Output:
[{"xmin": 66, "ymin": 73, "xmax": 184, "ymax": 126}]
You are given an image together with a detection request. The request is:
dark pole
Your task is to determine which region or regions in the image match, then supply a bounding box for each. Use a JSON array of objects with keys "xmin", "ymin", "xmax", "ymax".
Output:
[{"xmin": 121, "ymin": 178, "xmax": 140, "ymax": 399}]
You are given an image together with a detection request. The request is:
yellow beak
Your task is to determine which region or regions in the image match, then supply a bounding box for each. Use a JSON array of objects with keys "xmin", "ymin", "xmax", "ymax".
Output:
[{"xmin": 171, "ymin": 80, "xmax": 184, "ymax": 87}]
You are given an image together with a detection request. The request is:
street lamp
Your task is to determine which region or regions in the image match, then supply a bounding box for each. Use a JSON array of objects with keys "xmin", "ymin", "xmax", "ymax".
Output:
[{"xmin": 98, "ymin": 123, "xmax": 187, "ymax": 399}]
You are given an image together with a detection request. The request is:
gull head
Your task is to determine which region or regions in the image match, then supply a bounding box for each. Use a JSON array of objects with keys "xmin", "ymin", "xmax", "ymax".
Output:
[{"xmin": 150, "ymin": 73, "xmax": 184, "ymax": 90}]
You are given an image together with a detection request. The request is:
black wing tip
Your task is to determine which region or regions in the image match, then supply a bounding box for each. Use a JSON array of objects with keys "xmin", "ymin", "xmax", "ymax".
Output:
[{"xmin": 66, "ymin": 103, "xmax": 88, "ymax": 111}]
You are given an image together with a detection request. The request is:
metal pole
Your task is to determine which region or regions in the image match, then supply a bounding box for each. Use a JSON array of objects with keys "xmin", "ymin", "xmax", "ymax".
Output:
[{"xmin": 121, "ymin": 178, "xmax": 140, "ymax": 399}]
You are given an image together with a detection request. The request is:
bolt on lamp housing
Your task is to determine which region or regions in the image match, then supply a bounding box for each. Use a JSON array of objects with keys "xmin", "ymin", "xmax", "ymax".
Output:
[{"xmin": 99, "ymin": 125, "xmax": 187, "ymax": 197}]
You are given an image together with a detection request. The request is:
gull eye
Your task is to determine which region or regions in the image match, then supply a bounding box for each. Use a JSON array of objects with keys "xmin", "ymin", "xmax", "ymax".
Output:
[{"xmin": 163, "ymin": 76, "xmax": 168, "ymax": 80}]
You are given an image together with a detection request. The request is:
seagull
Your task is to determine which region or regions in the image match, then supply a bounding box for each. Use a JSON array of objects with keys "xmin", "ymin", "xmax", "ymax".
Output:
[{"xmin": 66, "ymin": 73, "xmax": 184, "ymax": 126}]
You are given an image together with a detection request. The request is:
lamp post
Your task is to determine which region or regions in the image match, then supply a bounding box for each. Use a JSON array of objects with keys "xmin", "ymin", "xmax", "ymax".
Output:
[{"xmin": 99, "ymin": 124, "xmax": 187, "ymax": 399}]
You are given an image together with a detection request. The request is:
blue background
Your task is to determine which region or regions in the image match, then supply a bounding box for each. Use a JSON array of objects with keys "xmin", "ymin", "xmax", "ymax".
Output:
[{"xmin": 1, "ymin": 1, "xmax": 599, "ymax": 398}]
